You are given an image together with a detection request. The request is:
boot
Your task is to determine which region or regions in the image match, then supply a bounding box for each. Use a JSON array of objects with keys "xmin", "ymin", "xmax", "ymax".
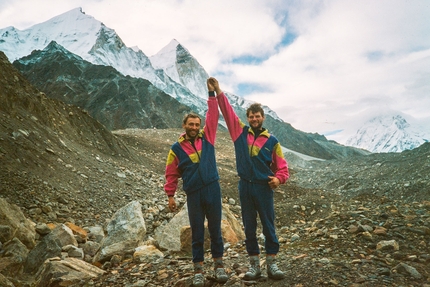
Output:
[
  {"xmin": 266, "ymin": 255, "xmax": 285, "ymax": 280},
  {"xmin": 193, "ymin": 262, "xmax": 204, "ymax": 287},
  {"xmin": 213, "ymin": 258, "xmax": 228, "ymax": 283},
  {"xmin": 244, "ymin": 255, "xmax": 261, "ymax": 280}
]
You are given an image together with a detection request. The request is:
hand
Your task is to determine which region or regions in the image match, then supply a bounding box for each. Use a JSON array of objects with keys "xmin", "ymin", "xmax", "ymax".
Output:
[
  {"xmin": 207, "ymin": 78, "xmax": 215, "ymax": 91},
  {"xmin": 168, "ymin": 197, "xmax": 177, "ymax": 212},
  {"xmin": 268, "ymin": 176, "xmax": 280, "ymax": 189},
  {"xmin": 208, "ymin": 77, "xmax": 222, "ymax": 95}
]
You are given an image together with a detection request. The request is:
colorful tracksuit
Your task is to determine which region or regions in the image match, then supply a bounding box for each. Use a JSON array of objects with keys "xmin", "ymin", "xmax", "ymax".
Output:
[
  {"xmin": 217, "ymin": 92, "xmax": 289, "ymax": 255},
  {"xmin": 164, "ymin": 96, "xmax": 224, "ymax": 263}
]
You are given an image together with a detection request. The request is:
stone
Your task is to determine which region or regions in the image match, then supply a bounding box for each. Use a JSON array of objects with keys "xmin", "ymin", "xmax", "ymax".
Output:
[
  {"xmin": 24, "ymin": 224, "xmax": 78, "ymax": 274},
  {"xmin": 133, "ymin": 244, "xmax": 164, "ymax": 263},
  {"xmin": 376, "ymin": 240, "xmax": 399, "ymax": 251},
  {"xmin": 394, "ymin": 262, "xmax": 422, "ymax": 279},
  {"xmin": 93, "ymin": 201, "xmax": 146, "ymax": 263},
  {"xmin": 33, "ymin": 257, "xmax": 105, "ymax": 287},
  {"xmin": 0, "ymin": 198, "xmax": 36, "ymax": 249}
]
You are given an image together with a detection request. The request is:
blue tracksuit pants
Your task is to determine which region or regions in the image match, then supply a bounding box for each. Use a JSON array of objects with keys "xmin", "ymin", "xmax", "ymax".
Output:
[
  {"xmin": 239, "ymin": 179, "xmax": 279, "ymax": 255},
  {"xmin": 186, "ymin": 180, "xmax": 224, "ymax": 263}
]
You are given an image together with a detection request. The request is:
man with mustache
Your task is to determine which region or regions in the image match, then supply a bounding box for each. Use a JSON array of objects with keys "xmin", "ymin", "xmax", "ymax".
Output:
[
  {"xmin": 164, "ymin": 79, "xmax": 228, "ymax": 286},
  {"xmin": 209, "ymin": 77, "xmax": 289, "ymax": 281}
]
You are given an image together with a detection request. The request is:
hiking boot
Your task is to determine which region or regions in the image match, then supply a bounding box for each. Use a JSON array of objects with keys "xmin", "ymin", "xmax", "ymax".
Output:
[
  {"xmin": 244, "ymin": 255, "xmax": 261, "ymax": 280},
  {"xmin": 213, "ymin": 258, "xmax": 228, "ymax": 283},
  {"xmin": 193, "ymin": 273, "xmax": 204, "ymax": 287},
  {"xmin": 266, "ymin": 256, "xmax": 285, "ymax": 280},
  {"xmin": 214, "ymin": 267, "xmax": 228, "ymax": 283},
  {"xmin": 193, "ymin": 262, "xmax": 204, "ymax": 287}
]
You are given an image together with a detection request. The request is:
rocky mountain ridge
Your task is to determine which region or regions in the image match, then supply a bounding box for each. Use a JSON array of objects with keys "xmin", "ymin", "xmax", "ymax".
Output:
[{"xmin": 13, "ymin": 41, "xmax": 192, "ymax": 130}]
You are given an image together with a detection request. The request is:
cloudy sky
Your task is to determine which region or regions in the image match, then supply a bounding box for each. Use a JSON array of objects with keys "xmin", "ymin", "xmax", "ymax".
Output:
[{"xmin": 1, "ymin": 0, "xmax": 430, "ymax": 142}]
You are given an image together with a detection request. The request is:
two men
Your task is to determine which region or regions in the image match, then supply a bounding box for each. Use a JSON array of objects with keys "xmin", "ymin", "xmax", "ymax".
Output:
[{"xmin": 164, "ymin": 77, "xmax": 289, "ymax": 284}]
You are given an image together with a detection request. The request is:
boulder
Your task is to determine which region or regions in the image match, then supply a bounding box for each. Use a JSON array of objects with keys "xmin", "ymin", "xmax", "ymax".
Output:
[
  {"xmin": 93, "ymin": 200, "xmax": 146, "ymax": 263},
  {"xmin": 133, "ymin": 244, "xmax": 164, "ymax": 263},
  {"xmin": 34, "ymin": 257, "xmax": 105, "ymax": 287},
  {"xmin": 0, "ymin": 237, "xmax": 29, "ymax": 276},
  {"xmin": 155, "ymin": 204, "xmax": 245, "ymax": 252},
  {"xmin": 0, "ymin": 198, "xmax": 36, "ymax": 249},
  {"xmin": 24, "ymin": 224, "xmax": 78, "ymax": 274}
]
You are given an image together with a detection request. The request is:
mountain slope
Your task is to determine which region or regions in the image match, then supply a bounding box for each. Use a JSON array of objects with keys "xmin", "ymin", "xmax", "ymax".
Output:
[
  {"xmin": 12, "ymin": 41, "xmax": 192, "ymax": 130},
  {"xmin": 346, "ymin": 114, "xmax": 429, "ymax": 153},
  {"xmin": 0, "ymin": 50, "xmax": 131, "ymax": 173}
]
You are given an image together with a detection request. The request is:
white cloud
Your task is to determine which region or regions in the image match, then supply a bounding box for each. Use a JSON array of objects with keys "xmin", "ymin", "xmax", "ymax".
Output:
[{"xmin": 1, "ymin": 0, "xmax": 429, "ymax": 143}]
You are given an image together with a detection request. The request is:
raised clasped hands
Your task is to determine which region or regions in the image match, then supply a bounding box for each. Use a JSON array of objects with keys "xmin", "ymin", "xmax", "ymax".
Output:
[{"xmin": 207, "ymin": 77, "xmax": 221, "ymax": 94}]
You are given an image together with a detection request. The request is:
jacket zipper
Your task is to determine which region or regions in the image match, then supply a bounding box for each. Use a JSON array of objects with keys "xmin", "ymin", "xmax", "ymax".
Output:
[{"xmin": 190, "ymin": 140, "xmax": 205, "ymax": 184}]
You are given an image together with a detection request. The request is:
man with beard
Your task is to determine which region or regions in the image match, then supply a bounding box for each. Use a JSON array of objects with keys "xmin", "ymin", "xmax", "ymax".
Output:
[
  {"xmin": 164, "ymin": 79, "xmax": 228, "ymax": 286},
  {"xmin": 208, "ymin": 77, "xmax": 289, "ymax": 281}
]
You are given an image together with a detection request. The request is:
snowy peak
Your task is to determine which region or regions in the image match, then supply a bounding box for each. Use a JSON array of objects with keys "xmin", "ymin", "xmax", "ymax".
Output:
[
  {"xmin": 0, "ymin": 7, "xmax": 101, "ymax": 62},
  {"xmin": 346, "ymin": 114, "xmax": 429, "ymax": 153},
  {"xmin": 150, "ymin": 39, "xmax": 209, "ymax": 98}
]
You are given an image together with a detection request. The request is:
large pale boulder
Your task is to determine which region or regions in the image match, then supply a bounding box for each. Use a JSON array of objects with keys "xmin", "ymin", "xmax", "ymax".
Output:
[
  {"xmin": 0, "ymin": 198, "xmax": 36, "ymax": 249},
  {"xmin": 93, "ymin": 201, "xmax": 146, "ymax": 263},
  {"xmin": 34, "ymin": 257, "xmax": 105, "ymax": 287},
  {"xmin": 180, "ymin": 218, "xmax": 244, "ymax": 253},
  {"xmin": 155, "ymin": 204, "xmax": 245, "ymax": 252}
]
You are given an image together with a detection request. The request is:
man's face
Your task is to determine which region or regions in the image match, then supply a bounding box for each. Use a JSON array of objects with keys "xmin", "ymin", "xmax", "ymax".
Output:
[
  {"xmin": 183, "ymin": 117, "xmax": 201, "ymax": 140},
  {"xmin": 247, "ymin": 111, "xmax": 264, "ymax": 130}
]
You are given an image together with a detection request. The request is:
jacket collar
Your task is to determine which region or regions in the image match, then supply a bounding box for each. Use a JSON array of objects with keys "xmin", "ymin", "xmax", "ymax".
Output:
[
  {"xmin": 247, "ymin": 127, "xmax": 270, "ymax": 138},
  {"xmin": 178, "ymin": 131, "xmax": 203, "ymax": 143}
]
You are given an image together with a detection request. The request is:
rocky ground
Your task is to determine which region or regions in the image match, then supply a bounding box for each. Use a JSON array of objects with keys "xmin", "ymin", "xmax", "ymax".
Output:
[
  {"xmin": 1, "ymin": 51, "xmax": 429, "ymax": 286},
  {"xmin": 1, "ymin": 127, "xmax": 429, "ymax": 286}
]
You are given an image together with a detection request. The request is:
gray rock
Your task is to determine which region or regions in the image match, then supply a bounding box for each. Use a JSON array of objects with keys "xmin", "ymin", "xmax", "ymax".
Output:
[
  {"xmin": 394, "ymin": 262, "xmax": 422, "ymax": 279},
  {"xmin": 33, "ymin": 257, "xmax": 105, "ymax": 287},
  {"xmin": 81, "ymin": 240, "xmax": 101, "ymax": 257},
  {"xmin": 24, "ymin": 224, "xmax": 78, "ymax": 274},
  {"xmin": 1, "ymin": 237, "xmax": 29, "ymax": 275},
  {"xmin": 93, "ymin": 201, "xmax": 146, "ymax": 263},
  {"xmin": 35, "ymin": 222, "xmax": 51, "ymax": 235}
]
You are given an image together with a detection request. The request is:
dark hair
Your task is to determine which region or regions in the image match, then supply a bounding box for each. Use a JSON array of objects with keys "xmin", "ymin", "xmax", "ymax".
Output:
[
  {"xmin": 182, "ymin": 112, "xmax": 201, "ymax": 124},
  {"xmin": 246, "ymin": 103, "xmax": 265, "ymax": 117}
]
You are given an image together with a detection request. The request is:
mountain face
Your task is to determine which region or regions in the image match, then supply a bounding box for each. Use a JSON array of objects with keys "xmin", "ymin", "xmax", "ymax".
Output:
[
  {"xmin": 12, "ymin": 41, "xmax": 191, "ymax": 130},
  {"xmin": 346, "ymin": 115, "xmax": 429, "ymax": 153},
  {"xmin": 1, "ymin": 7, "xmax": 370, "ymax": 159}
]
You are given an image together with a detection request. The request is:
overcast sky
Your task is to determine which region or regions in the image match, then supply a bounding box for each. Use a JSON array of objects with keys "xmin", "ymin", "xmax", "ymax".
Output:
[{"xmin": 1, "ymin": 0, "xmax": 430, "ymax": 142}]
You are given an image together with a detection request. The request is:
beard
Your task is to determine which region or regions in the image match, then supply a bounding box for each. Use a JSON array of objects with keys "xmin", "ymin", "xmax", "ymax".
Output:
[
  {"xmin": 185, "ymin": 129, "xmax": 198, "ymax": 140},
  {"xmin": 250, "ymin": 121, "xmax": 263, "ymax": 130}
]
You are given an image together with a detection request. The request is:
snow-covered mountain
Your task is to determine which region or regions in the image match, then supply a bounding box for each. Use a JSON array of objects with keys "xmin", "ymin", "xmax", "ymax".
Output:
[
  {"xmin": 0, "ymin": 7, "xmax": 283, "ymax": 124},
  {"xmin": 0, "ymin": 7, "xmax": 207, "ymax": 114},
  {"xmin": 149, "ymin": 39, "xmax": 283, "ymax": 122},
  {"xmin": 346, "ymin": 115, "xmax": 429, "ymax": 153}
]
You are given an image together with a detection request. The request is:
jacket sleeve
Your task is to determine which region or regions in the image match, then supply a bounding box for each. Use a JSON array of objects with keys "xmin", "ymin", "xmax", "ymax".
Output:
[
  {"xmin": 203, "ymin": 96, "xmax": 219, "ymax": 145},
  {"xmin": 217, "ymin": 92, "xmax": 245, "ymax": 142},
  {"xmin": 164, "ymin": 149, "xmax": 181, "ymax": 196},
  {"xmin": 271, "ymin": 142, "xmax": 290, "ymax": 184}
]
